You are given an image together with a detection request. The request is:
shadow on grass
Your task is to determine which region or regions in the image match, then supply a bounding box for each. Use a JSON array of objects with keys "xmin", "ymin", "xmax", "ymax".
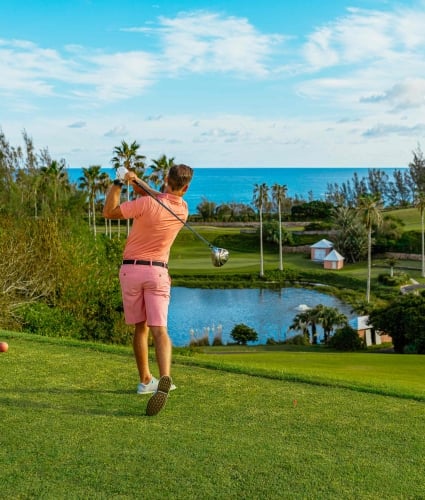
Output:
[{"xmin": 0, "ymin": 387, "xmax": 153, "ymax": 418}]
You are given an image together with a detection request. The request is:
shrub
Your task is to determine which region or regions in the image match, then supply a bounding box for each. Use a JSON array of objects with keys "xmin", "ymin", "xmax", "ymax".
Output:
[
  {"xmin": 230, "ymin": 324, "xmax": 258, "ymax": 345},
  {"xmin": 328, "ymin": 325, "xmax": 365, "ymax": 351},
  {"xmin": 377, "ymin": 273, "xmax": 409, "ymax": 286},
  {"xmin": 16, "ymin": 302, "xmax": 84, "ymax": 338},
  {"xmin": 284, "ymin": 334, "xmax": 310, "ymax": 346}
]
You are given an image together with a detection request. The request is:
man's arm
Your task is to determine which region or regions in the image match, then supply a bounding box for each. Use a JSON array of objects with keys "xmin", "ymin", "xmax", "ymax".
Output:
[
  {"xmin": 126, "ymin": 172, "xmax": 160, "ymax": 197},
  {"xmin": 103, "ymin": 184, "xmax": 125, "ymax": 219}
]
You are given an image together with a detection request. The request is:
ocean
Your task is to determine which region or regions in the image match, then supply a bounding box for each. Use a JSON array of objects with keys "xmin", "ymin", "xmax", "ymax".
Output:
[{"xmin": 67, "ymin": 166, "xmax": 404, "ymax": 214}]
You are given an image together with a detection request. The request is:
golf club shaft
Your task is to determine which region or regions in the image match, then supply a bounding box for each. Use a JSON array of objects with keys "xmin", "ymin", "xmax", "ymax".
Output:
[{"xmin": 131, "ymin": 179, "xmax": 214, "ymax": 249}]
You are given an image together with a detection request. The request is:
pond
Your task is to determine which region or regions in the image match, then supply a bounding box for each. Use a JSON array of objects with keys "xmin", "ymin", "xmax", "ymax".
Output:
[{"xmin": 167, "ymin": 287, "xmax": 354, "ymax": 347}]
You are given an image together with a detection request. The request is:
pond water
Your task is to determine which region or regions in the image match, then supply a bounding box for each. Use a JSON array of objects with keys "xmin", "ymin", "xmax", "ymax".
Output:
[{"xmin": 167, "ymin": 287, "xmax": 354, "ymax": 347}]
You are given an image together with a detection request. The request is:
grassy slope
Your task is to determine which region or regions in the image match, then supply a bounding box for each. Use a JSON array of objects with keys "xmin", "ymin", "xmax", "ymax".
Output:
[
  {"xmin": 179, "ymin": 349, "xmax": 425, "ymax": 401},
  {"xmin": 1, "ymin": 332, "xmax": 424, "ymax": 499}
]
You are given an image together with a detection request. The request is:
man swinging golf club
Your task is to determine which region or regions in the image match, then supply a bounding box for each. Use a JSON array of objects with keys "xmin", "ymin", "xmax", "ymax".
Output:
[{"xmin": 103, "ymin": 164, "xmax": 194, "ymax": 416}]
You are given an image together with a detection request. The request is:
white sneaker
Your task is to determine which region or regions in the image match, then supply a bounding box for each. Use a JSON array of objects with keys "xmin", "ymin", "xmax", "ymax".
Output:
[{"xmin": 137, "ymin": 377, "xmax": 176, "ymax": 395}]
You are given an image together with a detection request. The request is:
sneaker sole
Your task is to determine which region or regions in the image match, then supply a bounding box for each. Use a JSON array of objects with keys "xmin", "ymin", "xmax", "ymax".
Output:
[
  {"xmin": 137, "ymin": 384, "xmax": 176, "ymax": 395},
  {"xmin": 145, "ymin": 376, "xmax": 172, "ymax": 416}
]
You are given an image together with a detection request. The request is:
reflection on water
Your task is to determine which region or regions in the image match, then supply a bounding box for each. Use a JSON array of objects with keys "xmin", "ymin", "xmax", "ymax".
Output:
[{"xmin": 167, "ymin": 287, "xmax": 354, "ymax": 347}]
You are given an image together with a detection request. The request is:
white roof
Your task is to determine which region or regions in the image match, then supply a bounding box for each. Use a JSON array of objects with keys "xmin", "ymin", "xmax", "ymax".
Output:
[
  {"xmin": 349, "ymin": 315, "xmax": 371, "ymax": 331},
  {"xmin": 324, "ymin": 249, "xmax": 344, "ymax": 261},
  {"xmin": 310, "ymin": 239, "xmax": 334, "ymax": 249},
  {"xmin": 295, "ymin": 304, "xmax": 311, "ymax": 311}
]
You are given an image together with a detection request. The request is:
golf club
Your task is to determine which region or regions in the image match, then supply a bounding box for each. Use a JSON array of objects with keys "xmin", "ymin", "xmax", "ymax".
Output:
[{"xmin": 116, "ymin": 167, "xmax": 229, "ymax": 267}]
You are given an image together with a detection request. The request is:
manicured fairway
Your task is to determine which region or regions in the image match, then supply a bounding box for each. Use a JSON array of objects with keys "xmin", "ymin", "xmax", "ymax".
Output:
[
  {"xmin": 0, "ymin": 332, "xmax": 424, "ymax": 499},
  {"xmin": 186, "ymin": 349, "xmax": 425, "ymax": 401}
]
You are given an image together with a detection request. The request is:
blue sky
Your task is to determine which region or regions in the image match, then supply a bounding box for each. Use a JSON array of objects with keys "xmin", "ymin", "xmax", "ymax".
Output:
[{"xmin": 1, "ymin": 0, "xmax": 424, "ymax": 168}]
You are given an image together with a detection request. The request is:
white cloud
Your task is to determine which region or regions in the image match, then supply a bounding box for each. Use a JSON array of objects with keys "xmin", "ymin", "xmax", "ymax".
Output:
[
  {"xmin": 361, "ymin": 78, "xmax": 425, "ymax": 111},
  {"xmin": 297, "ymin": 5, "xmax": 425, "ymax": 117},
  {"xmin": 104, "ymin": 125, "xmax": 130, "ymax": 137},
  {"xmin": 128, "ymin": 11, "xmax": 283, "ymax": 77},
  {"xmin": 363, "ymin": 123, "xmax": 425, "ymax": 138},
  {"xmin": 68, "ymin": 121, "xmax": 86, "ymax": 128},
  {"xmin": 0, "ymin": 11, "xmax": 283, "ymax": 107}
]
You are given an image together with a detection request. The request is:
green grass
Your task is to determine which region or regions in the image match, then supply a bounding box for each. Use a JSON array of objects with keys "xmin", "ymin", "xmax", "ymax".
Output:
[
  {"xmin": 179, "ymin": 348, "xmax": 425, "ymax": 401},
  {"xmin": 386, "ymin": 207, "xmax": 421, "ymax": 231},
  {"xmin": 1, "ymin": 331, "xmax": 424, "ymax": 499}
]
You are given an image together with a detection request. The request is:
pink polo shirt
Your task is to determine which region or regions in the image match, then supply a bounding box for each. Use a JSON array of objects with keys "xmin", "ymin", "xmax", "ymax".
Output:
[{"xmin": 120, "ymin": 193, "xmax": 188, "ymax": 262}]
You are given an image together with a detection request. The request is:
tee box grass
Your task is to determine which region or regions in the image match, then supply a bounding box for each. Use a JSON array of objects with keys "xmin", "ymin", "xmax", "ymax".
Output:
[{"xmin": 1, "ymin": 331, "xmax": 424, "ymax": 499}]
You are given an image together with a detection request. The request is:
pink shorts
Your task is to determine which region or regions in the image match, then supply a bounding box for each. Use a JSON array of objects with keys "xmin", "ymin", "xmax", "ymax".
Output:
[{"xmin": 119, "ymin": 264, "xmax": 171, "ymax": 326}]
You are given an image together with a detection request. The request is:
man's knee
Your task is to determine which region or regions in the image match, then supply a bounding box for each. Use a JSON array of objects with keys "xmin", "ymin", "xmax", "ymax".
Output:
[{"xmin": 150, "ymin": 326, "xmax": 168, "ymax": 340}]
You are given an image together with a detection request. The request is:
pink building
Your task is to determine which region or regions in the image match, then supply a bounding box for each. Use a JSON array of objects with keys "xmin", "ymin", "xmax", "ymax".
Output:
[
  {"xmin": 323, "ymin": 249, "xmax": 344, "ymax": 270},
  {"xmin": 310, "ymin": 239, "xmax": 334, "ymax": 262}
]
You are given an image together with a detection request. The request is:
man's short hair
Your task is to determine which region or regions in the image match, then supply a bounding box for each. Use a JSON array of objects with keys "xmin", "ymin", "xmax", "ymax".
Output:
[{"xmin": 167, "ymin": 164, "xmax": 193, "ymax": 190}]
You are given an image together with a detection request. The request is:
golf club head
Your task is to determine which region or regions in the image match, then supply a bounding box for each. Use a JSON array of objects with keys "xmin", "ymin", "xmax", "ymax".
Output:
[
  {"xmin": 116, "ymin": 166, "xmax": 129, "ymax": 182},
  {"xmin": 211, "ymin": 247, "xmax": 229, "ymax": 267}
]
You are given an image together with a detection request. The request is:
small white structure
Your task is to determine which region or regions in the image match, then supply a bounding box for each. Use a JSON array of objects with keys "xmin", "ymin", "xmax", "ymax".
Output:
[
  {"xmin": 310, "ymin": 239, "xmax": 334, "ymax": 262},
  {"xmin": 295, "ymin": 304, "xmax": 311, "ymax": 312},
  {"xmin": 349, "ymin": 315, "xmax": 392, "ymax": 346},
  {"xmin": 323, "ymin": 249, "xmax": 344, "ymax": 270}
]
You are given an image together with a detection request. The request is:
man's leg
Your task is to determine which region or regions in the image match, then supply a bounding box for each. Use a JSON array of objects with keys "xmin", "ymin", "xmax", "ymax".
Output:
[
  {"xmin": 149, "ymin": 325, "xmax": 172, "ymax": 377},
  {"xmin": 133, "ymin": 321, "xmax": 152, "ymax": 384},
  {"xmin": 145, "ymin": 325, "xmax": 173, "ymax": 416}
]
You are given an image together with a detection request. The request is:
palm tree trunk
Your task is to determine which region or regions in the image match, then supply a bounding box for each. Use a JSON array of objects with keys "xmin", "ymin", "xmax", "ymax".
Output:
[
  {"xmin": 366, "ymin": 227, "xmax": 372, "ymax": 303},
  {"xmin": 278, "ymin": 200, "xmax": 283, "ymax": 271},
  {"xmin": 259, "ymin": 206, "xmax": 264, "ymax": 277},
  {"xmin": 92, "ymin": 196, "xmax": 97, "ymax": 239},
  {"xmin": 126, "ymin": 181, "xmax": 130, "ymax": 236},
  {"xmin": 421, "ymin": 210, "xmax": 425, "ymax": 278}
]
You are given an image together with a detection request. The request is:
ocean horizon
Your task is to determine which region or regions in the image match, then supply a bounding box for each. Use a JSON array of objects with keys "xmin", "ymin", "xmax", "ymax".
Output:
[{"xmin": 67, "ymin": 166, "xmax": 405, "ymax": 214}]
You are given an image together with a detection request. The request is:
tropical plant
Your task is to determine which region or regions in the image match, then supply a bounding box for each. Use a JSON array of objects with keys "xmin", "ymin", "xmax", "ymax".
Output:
[
  {"xmin": 253, "ymin": 183, "xmax": 270, "ymax": 277},
  {"xmin": 317, "ymin": 306, "xmax": 348, "ymax": 343},
  {"xmin": 230, "ymin": 324, "xmax": 258, "ymax": 345},
  {"xmin": 271, "ymin": 184, "xmax": 287, "ymax": 270},
  {"xmin": 332, "ymin": 206, "xmax": 368, "ymax": 263},
  {"xmin": 289, "ymin": 305, "xmax": 323, "ymax": 344},
  {"xmin": 368, "ymin": 293, "xmax": 425, "ymax": 354},
  {"xmin": 98, "ymin": 172, "xmax": 112, "ymax": 236},
  {"xmin": 385, "ymin": 256, "xmax": 398, "ymax": 278},
  {"xmin": 288, "ymin": 312, "xmax": 311, "ymax": 343},
  {"xmin": 408, "ymin": 144, "xmax": 425, "ymax": 194},
  {"xmin": 357, "ymin": 193, "xmax": 384, "ymax": 303},
  {"xmin": 111, "ymin": 140, "xmax": 146, "ymax": 235},
  {"xmin": 197, "ymin": 198, "xmax": 217, "ymax": 221},
  {"xmin": 414, "ymin": 191, "xmax": 425, "ymax": 277},
  {"xmin": 149, "ymin": 154, "xmax": 175, "ymax": 191},
  {"xmin": 328, "ymin": 325, "xmax": 364, "ymax": 351},
  {"xmin": 78, "ymin": 165, "xmax": 102, "ymax": 237},
  {"xmin": 262, "ymin": 221, "xmax": 293, "ymax": 248},
  {"xmin": 38, "ymin": 158, "xmax": 71, "ymax": 217}
]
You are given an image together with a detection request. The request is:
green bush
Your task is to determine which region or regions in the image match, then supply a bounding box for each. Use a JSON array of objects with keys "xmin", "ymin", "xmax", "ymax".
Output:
[
  {"xmin": 377, "ymin": 273, "xmax": 409, "ymax": 286},
  {"xmin": 16, "ymin": 302, "xmax": 84, "ymax": 338},
  {"xmin": 230, "ymin": 324, "xmax": 258, "ymax": 345},
  {"xmin": 284, "ymin": 334, "xmax": 310, "ymax": 346},
  {"xmin": 328, "ymin": 325, "xmax": 365, "ymax": 351}
]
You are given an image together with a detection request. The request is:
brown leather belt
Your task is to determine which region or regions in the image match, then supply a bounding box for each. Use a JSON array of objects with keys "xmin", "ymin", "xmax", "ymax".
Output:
[{"xmin": 122, "ymin": 260, "xmax": 168, "ymax": 269}]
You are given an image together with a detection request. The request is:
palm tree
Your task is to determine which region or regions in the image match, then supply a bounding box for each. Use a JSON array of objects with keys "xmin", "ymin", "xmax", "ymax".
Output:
[
  {"xmin": 357, "ymin": 193, "xmax": 383, "ymax": 303},
  {"xmin": 98, "ymin": 172, "xmax": 112, "ymax": 236},
  {"xmin": 39, "ymin": 158, "xmax": 69, "ymax": 215},
  {"xmin": 253, "ymin": 183, "xmax": 270, "ymax": 278},
  {"xmin": 289, "ymin": 305, "xmax": 323, "ymax": 344},
  {"xmin": 112, "ymin": 140, "xmax": 146, "ymax": 235},
  {"xmin": 385, "ymin": 256, "xmax": 398, "ymax": 278},
  {"xmin": 415, "ymin": 191, "xmax": 425, "ymax": 278},
  {"xmin": 317, "ymin": 306, "xmax": 348, "ymax": 343},
  {"xmin": 288, "ymin": 312, "xmax": 310, "ymax": 342},
  {"xmin": 79, "ymin": 165, "xmax": 102, "ymax": 237},
  {"xmin": 271, "ymin": 184, "xmax": 287, "ymax": 271},
  {"xmin": 149, "ymin": 154, "xmax": 175, "ymax": 191}
]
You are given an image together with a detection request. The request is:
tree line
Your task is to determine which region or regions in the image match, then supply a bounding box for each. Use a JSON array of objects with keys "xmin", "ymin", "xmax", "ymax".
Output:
[{"xmin": 2, "ymin": 129, "xmax": 425, "ymax": 352}]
